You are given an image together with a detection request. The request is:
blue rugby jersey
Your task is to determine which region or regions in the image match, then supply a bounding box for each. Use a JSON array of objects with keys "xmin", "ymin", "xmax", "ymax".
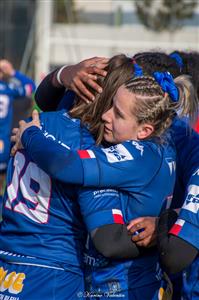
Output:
[
  {"xmin": 170, "ymin": 117, "xmax": 199, "ymax": 208},
  {"xmin": 169, "ymin": 171, "xmax": 199, "ymax": 300},
  {"xmin": 0, "ymin": 71, "xmax": 35, "ymax": 172},
  {"xmin": 77, "ymin": 136, "xmax": 176, "ymax": 293},
  {"xmin": 20, "ymin": 118, "xmax": 176, "ymax": 294},
  {"xmin": 0, "ymin": 110, "xmax": 95, "ymax": 273},
  {"xmin": 35, "ymin": 89, "xmax": 199, "ymax": 209},
  {"xmin": 21, "ymin": 125, "xmax": 176, "ymax": 193}
]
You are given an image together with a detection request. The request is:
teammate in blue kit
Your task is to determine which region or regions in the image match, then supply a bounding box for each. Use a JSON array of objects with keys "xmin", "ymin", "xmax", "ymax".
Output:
[
  {"xmin": 12, "ymin": 55, "xmax": 196, "ymax": 299},
  {"xmin": 0, "ymin": 59, "xmax": 35, "ymax": 216},
  {"xmin": 125, "ymin": 51, "xmax": 199, "ymax": 300},
  {"xmin": 157, "ymin": 170, "xmax": 199, "ymax": 300},
  {"xmin": 0, "ymin": 56, "xmax": 132, "ymax": 300},
  {"xmin": 0, "ymin": 113, "xmax": 95, "ymax": 299},
  {"xmin": 28, "ymin": 51, "xmax": 199, "ymax": 300}
]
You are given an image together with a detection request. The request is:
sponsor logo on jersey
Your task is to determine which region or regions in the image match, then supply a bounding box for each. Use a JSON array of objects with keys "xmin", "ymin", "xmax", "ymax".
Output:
[
  {"xmin": 43, "ymin": 130, "xmax": 70, "ymax": 149},
  {"xmin": 0, "ymin": 140, "xmax": 4, "ymax": 153},
  {"xmin": 132, "ymin": 141, "xmax": 144, "ymax": 156},
  {"xmin": 169, "ymin": 219, "xmax": 185, "ymax": 236},
  {"xmin": 93, "ymin": 189, "xmax": 119, "ymax": 199},
  {"xmin": 0, "ymin": 266, "xmax": 25, "ymax": 295},
  {"xmin": 183, "ymin": 184, "xmax": 199, "ymax": 214},
  {"xmin": 165, "ymin": 158, "xmax": 176, "ymax": 175},
  {"xmin": 112, "ymin": 209, "xmax": 124, "ymax": 224},
  {"xmin": 78, "ymin": 150, "xmax": 95, "ymax": 159},
  {"xmin": 102, "ymin": 144, "xmax": 133, "ymax": 163}
]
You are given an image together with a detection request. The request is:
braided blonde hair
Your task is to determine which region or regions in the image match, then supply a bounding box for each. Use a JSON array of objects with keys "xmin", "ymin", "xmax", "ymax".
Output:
[
  {"xmin": 70, "ymin": 54, "xmax": 196, "ymax": 143},
  {"xmin": 125, "ymin": 76, "xmax": 177, "ymax": 139}
]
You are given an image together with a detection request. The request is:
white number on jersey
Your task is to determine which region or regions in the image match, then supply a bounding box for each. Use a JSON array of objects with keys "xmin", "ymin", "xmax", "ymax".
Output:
[
  {"xmin": 0, "ymin": 95, "xmax": 9, "ymax": 118},
  {"xmin": 5, "ymin": 152, "xmax": 51, "ymax": 224}
]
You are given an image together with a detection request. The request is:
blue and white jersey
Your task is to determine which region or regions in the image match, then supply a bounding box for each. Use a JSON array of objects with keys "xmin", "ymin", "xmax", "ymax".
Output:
[
  {"xmin": 0, "ymin": 110, "xmax": 95, "ymax": 273},
  {"xmin": 77, "ymin": 139, "xmax": 176, "ymax": 293},
  {"xmin": 170, "ymin": 117, "xmax": 199, "ymax": 209},
  {"xmin": 170, "ymin": 171, "xmax": 199, "ymax": 300},
  {"xmin": 22, "ymin": 125, "xmax": 176, "ymax": 194},
  {"xmin": 0, "ymin": 71, "xmax": 35, "ymax": 172}
]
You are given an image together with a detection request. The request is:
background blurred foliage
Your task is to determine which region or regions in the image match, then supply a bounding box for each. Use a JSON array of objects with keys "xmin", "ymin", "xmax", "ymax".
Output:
[{"xmin": 135, "ymin": 0, "xmax": 198, "ymax": 32}]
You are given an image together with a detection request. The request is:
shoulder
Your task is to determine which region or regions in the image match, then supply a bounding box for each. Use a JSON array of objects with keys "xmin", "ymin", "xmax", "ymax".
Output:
[{"xmin": 99, "ymin": 140, "xmax": 165, "ymax": 166}]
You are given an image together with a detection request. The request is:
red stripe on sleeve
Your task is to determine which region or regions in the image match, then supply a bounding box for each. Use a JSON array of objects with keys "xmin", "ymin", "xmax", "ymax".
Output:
[
  {"xmin": 113, "ymin": 214, "xmax": 124, "ymax": 224},
  {"xmin": 169, "ymin": 224, "xmax": 182, "ymax": 236},
  {"xmin": 77, "ymin": 150, "xmax": 90, "ymax": 159}
]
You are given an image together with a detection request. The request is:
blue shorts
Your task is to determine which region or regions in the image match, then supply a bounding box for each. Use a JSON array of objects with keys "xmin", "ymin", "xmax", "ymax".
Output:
[{"xmin": 0, "ymin": 260, "xmax": 84, "ymax": 300}]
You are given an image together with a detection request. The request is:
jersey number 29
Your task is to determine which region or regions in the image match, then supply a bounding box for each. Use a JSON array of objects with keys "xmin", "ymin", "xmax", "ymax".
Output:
[{"xmin": 5, "ymin": 152, "xmax": 51, "ymax": 224}]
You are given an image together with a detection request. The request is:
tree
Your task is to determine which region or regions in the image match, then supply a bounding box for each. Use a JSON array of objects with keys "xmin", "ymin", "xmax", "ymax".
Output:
[
  {"xmin": 134, "ymin": 0, "xmax": 198, "ymax": 32},
  {"xmin": 54, "ymin": 0, "xmax": 77, "ymax": 24}
]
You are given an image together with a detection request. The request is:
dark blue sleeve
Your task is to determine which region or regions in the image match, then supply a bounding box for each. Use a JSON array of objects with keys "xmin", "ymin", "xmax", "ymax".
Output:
[
  {"xmin": 171, "ymin": 118, "xmax": 199, "ymax": 185},
  {"xmin": 21, "ymin": 126, "xmax": 84, "ymax": 185},
  {"xmin": 21, "ymin": 126, "xmax": 161, "ymax": 188},
  {"xmin": 78, "ymin": 188, "xmax": 124, "ymax": 232},
  {"xmin": 172, "ymin": 170, "xmax": 199, "ymax": 249},
  {"xmin": 57, "ymin": 90, "xmax": 76, "ymax": 111},
  {"xmin": 34, "ymin": 70, "xmax": 75, "ymax": 112}
]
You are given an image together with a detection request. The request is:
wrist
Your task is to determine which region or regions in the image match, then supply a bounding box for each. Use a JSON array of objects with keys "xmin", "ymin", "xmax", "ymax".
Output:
[{"xmin": 56, "ymin": 65, "xmax": 68, "ymax": 86}]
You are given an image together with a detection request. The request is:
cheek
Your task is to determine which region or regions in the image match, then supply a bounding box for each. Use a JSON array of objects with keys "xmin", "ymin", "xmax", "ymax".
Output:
[{"xmin": 112, "ymin": 121, "xmax": 125, "ymax": 137}]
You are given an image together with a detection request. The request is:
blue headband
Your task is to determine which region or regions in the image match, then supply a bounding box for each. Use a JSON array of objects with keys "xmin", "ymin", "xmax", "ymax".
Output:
[
  {"xmin": 153, "ymin": 71, "xmax": 179, "ymax": 102},
  {"xmin": 132, "ymin": 60, "xmax": 143, "ymax": 77},
  {"xmin": 170, "ymin": 53, "xmax": 183, "ymax": 70}
]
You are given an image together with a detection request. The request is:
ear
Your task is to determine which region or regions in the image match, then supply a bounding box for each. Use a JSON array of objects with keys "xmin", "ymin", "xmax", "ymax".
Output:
[{"xmin": 137, "ymin": 124, "xmax": 154, "ymax": 140}]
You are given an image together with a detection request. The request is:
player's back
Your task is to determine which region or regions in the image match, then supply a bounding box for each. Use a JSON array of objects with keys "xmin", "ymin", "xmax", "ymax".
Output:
[{"xmin": 0, "ymin": 110, "xmax": 95, "ymax": 272}]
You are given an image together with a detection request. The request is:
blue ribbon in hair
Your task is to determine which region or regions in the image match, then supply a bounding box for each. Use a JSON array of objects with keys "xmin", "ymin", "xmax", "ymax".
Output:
[
  {"xmin": 170, "ymin": 52, "xmax": 183, "ymax": 70},
  {"xmin": 153, "ymin": 71, "xmax": 179, "ymax": 102},
  {"xmin": 132, "ymin": 59, "xmax": 143, "ymax": 77}
]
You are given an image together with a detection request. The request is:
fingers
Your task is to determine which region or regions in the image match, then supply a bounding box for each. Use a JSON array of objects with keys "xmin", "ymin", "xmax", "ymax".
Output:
[
  {"xmin": 11, "ymin": 144, "xmax": 20, "ymax": 156},
  {"xmin": 11, "ymin": 128, "xmax": 23, "ymax": 156},
  {"xmin": 32, "ymin": 109, "xmax": 39, "ymax": 121},
  {"xmin": 72, "ymin": 85, "xmax": 92, "ymax": 104},
  {"xmin": 12, "ymin": 128, "xmax": 19, "ymax": 135},
  {"xmin": 86, "ymin": 77, "xmax": 103, "ymax": 93},
  {"xmin": 19, "ymin": 120, "xmax": 26, "ymax": 128},
  {"xmin": 131, "ymin": 229, "xmax": 146, "ymax": 242},
  {"xmin": 127, "ymin": 217, "xmax": 145, "ymax": 231},
  {"xmin": 135, "ymin": 234, "xmax": 157, "ymax": 247},
  {"xmin": 84, "ymin": 57, "xmax": 109, "ymax": 67},
  {"xmin": 65, "ymin": 57, "xmax": 109, "ymax": 103},
  {"xmin": 87, "ymin": 66, "xmax": 107, "ymax": 77},
  {"xmin": 71, "ymin": 80, "xmax": 95, "ymax": 102}
]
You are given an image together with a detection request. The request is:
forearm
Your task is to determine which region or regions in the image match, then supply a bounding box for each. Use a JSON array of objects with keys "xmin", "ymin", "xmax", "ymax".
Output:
[
  {"xmin": 92, "ymin": 223, "xmax": 144, "ymax": 259},
  {"xmin": 21, "ymin": 126, "xmax": 84, "ymax": 185},
  {"xmin": 157, "ymin": 209, "xmax": 198, "ymax": 274}
]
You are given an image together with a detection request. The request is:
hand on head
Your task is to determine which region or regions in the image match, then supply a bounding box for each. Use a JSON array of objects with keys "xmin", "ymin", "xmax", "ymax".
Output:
[
  {"xmin": 11, "ymin": 110, "xmax": 41, "ymax": 156},
  {"xmin": 0, "ymin": 59, "xmax": 15, "ymax": 79},
  {"xmin": 57, "ymin": 56, "xmax": 109, "ymax": 103}
]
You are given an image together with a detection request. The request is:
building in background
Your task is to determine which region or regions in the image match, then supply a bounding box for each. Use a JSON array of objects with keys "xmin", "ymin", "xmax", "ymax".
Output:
[
  {"xmin": 0, "ymin": 0, "xmax": 35, "ymax": 77},
  {"xmin": 1, "ymin": 0, "xmax": 199, "ymax": 84}
]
